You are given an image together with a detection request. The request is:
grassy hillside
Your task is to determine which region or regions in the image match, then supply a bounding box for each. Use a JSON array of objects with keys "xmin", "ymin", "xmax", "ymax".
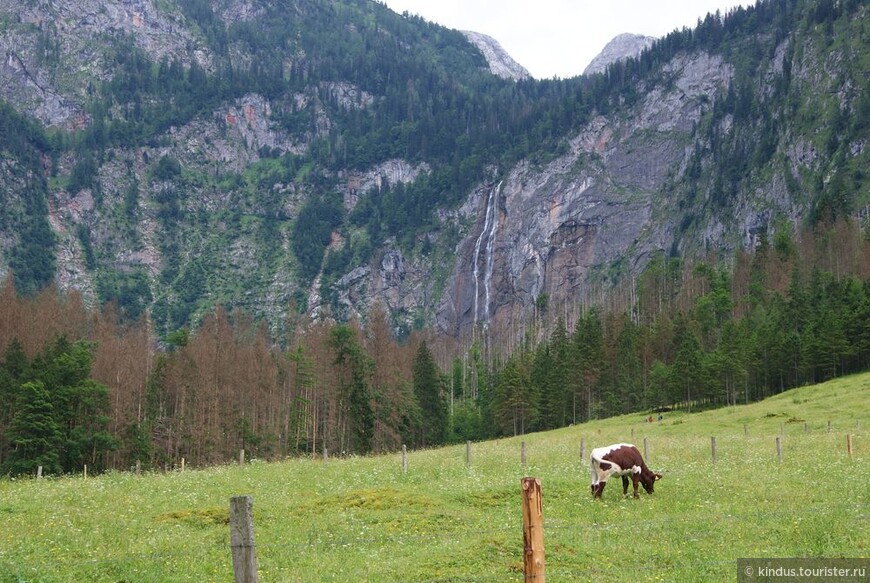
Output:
[{"xmin": 0, "ymin": 373, "xmax": 867, "ymax": 582}]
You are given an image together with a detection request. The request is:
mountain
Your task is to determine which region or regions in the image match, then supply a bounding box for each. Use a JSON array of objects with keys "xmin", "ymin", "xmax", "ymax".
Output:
[
  {"xmin": 462, "ymin": 30, "xmax": 531, "ymax": 81},
  {"xmin": 0, "ymin": 0, "xmax": 867, "ymax": 344},
  {"xmin": 461, "ymin": 31, "xmax": 531, "ymax": 81},
  {"xmin": 583, "ymin": 33, "xmax": 656, "ymax": 76}
]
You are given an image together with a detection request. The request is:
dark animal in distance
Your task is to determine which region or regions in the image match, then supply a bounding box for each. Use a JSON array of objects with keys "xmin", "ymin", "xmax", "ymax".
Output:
[{"xmin": 590, "ymin": 443, "xmax": 662, "ymax": 499}]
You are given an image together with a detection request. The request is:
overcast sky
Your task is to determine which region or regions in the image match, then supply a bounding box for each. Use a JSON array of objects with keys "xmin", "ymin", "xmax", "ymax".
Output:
[{"xmin": 379, "ymin": 0, "xmax": 752, "ymax": 79}]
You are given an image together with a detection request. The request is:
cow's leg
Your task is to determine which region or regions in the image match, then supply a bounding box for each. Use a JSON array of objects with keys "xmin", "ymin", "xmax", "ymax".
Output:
[
  {"xmin": 631, "ymin": 474, "xmax": 640, "ymax": 498},
  {"xmin": 594, "ymin": 481, "xmax": 606, "ymax": 499},
  {"xmin": 621, "ymin": 476, "xmax": 629, "ymax": 496}
]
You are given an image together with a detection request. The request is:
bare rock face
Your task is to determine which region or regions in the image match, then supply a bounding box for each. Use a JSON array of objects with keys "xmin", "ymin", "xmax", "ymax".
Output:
[
  {"xmin": 342, "ymin": 159, "xmax": 430, "ymax": 212},
  {"xmin": 583, "ymin": 33, "xmax": 656, "ymax": 77},
  {"xmin": 438, "ymin": 51, "xmax": 734, "ymax": 338},
  {"xmin": 0, "ymin": 0, "xmax": 210, "ymax": 128},
  {"xmin": 462, "ymin": 31, "xmax": 531, "ymax": 81}
]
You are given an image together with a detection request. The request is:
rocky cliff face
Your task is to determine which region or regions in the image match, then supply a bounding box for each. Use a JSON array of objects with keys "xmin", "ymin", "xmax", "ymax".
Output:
[
  {"xmin": 0, "ymin": 0, "xmax": 865, "ymax": 342},
  {"xmin": 436, "ymin": 51, "xmax": 735, "ymax": 337},
  {"xmin": 0, "ymin": 0, "xmax": 210, "ymax": 128}
]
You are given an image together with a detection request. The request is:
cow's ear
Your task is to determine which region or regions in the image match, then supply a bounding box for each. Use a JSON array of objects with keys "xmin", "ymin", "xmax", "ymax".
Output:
[{"xmin": 655, "ymin": 473, "xmax": 663, "ymax": 480}]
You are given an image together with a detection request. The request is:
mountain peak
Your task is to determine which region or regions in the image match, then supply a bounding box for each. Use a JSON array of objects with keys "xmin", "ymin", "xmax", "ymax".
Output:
[
  {"xmin": 583, "ymin": 33, "xmax": 656, "ymax": 76},
  {"xmin": 462, "ymin": 31, "xmax": 531, "ymax": 81}
]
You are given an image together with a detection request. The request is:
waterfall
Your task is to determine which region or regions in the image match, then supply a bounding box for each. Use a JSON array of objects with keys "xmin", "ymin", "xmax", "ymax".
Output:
[{"xmin": 472, "ymin": 182, "xmax": 501, "ymax": 328}]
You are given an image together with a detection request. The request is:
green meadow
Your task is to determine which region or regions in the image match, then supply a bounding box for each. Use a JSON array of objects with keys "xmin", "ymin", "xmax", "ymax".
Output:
[{"xmin": 0, "ymin": 374, "xmax": 867, "ymax": 582}]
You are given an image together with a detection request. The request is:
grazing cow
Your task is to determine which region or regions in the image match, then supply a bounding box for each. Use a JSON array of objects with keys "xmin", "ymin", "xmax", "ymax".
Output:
[{"xmin": 590, "ymin": 443, "xmax": 662, "ymax": 499}]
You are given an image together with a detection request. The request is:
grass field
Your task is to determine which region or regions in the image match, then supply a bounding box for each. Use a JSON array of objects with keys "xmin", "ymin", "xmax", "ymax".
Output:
[{"xmin": 0, "ymin": 373, "xmax": 868, "ymax": 582}]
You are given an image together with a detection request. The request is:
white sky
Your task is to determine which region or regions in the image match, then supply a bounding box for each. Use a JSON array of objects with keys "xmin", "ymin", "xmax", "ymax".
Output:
[{"xmin": 379, "ymin": 0, "xmax": 752, "ymax": 79}]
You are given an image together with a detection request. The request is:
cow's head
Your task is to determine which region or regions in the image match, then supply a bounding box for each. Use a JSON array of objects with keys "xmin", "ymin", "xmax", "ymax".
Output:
[{"xmin": 641, "ymin": 472, "xmax": 663, "ymax": 494}]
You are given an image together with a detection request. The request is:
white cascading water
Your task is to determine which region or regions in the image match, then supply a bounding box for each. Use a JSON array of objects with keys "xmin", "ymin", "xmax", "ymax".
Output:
[{"xmin": 471, "ymin": 182, "xmax": 501, "ymax": 328}]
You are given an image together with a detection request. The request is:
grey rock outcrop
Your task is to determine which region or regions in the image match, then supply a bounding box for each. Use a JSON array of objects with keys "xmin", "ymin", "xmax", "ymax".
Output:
[
  {"xmin": 0, "ymin": 0, "xmax": 210, "ymax": 128},
  {"xmin": 438, "ymin": 51, "xmax": 734, "ymax": 337},
  {"xmin": 462, "ymin": 31, "xmax": 531, "ymax": 81},
  {"xmin": 583, "ymin": 33, "xmax": 656, "ymax": 77}
]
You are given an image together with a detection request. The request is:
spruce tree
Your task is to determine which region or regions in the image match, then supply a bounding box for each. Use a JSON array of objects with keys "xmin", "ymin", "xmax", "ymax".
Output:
[
  {"xmin": 2, "ymin": 381, "xmax": 62, "ymax": 476},
  {"xmin": 412, "ymin": 341, "xmax": 446, "ymax": 447}
]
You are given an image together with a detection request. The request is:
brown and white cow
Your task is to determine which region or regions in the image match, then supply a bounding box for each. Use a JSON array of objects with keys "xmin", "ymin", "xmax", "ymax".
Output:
[{"xmin": 590, "ymin": 443, "xmax": 662, "ymax": 499}]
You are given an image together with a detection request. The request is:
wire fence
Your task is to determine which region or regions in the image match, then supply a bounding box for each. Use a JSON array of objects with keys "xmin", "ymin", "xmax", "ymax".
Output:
[
  {"xmin": 4, "ymin": 424, "xmax": 867, "ymax": 582},
  {"xmin": 6, "ymin": 500, "xmax": 863, "ymax": 582}
]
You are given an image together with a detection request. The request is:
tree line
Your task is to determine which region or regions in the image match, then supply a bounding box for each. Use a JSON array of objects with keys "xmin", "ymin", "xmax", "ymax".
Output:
[
  {"xmin": 0, "ymin": 217, "xmax": 867, "ymax": 475},
  {"xmin": 0, "ymin": 284, "xmax": 447, "ymax": 474},
  {"xmin": 484, "ymin": 218, "xmax": 870, "ymax": 434}
]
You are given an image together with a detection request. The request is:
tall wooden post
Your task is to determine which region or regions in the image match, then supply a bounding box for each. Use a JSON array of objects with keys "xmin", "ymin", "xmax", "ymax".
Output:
[
  {"xmin": 521, "ymin": 477, "xmax": 546, "ymax": 583},
  {"xmin": 643, "ymin": 437, "xmax": 650, "ymax": 462},
  {"xmin": 711, "ymin": 436, "xmax": 717, "ymax": 464},
  {"xmin": 466, "ymin": 441, "xmax": 471, "ymax": 468},
  {"xmin": 744, "ymin": 424, "xmax": 748, "ymax": 438},
  {"xmin": 847, "ymin": 434, "xmax": 852, "ymax": 457},
  {"xmin": 37, "ymin": 466, "xmax": 42, "ymax": 479},
  {"xmin": 580, "ymin": 438, "xmax": 586, "ymax": 464},
  {"xmin": 230, "ymin": 496, "xmax": 259, "ymax": 583},
  {"xmin": 775, "ymin": 436, "xmax": 782, "ymax": 463},
  {"xmin": 521, "ymin": 441, "xmax": 527, "ymax": 469},
  {"xmin": 239, "ymin": 449, "xmax": 245, "ymax": 467},
  {"xmin": 402, "ymin": 444, "xmax": 408, "ymax": 473}
]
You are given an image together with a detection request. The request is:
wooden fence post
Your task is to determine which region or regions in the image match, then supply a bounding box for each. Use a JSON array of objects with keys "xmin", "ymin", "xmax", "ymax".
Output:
[
  {"xmin": 466, "ymin": 441, "xmax": 471, "ymax": 468},
  {"xmin": 181, "ymin": 457, "xmax": 185, "ymax": 473},
  {"xmin": 711, "ymin": 437, "xmax": 717, "ymax": 464},
  {"xmin": 239, "ymin": 449, "xmax": 245, "ymax": 467},
  {"xmin": 744, "ymin": 424, "xmax": 748, "ymax": 438},
  {"xmin": 580, "ymin": 438, "xmax": 586, "ymax": 464},
  {"xmin": 804, "ymin": 422, "xmax": 808, "ymax": 434},
  {"xmin": 37, "ymin": 466, "xmax": 42, "ymax": 479},
  {"xmin": 136, "ymin": 460, "xmax": 141, "ymax": 476},
  {"xmin": 847, "ymin": 434, "xmax": 852, "ymax": 457},
  {"xmin": 83, "ymin": 464, "xmax": 87, "ymax": 479},
  {"xmin": 828, "ymin": 420, "xmax": 832, "ymax": 433},
  {"xmin": 229, "ymin": 495, "xmax": 259, "ymax": 583},
  {"xmin": 775, "ymin": 436, "xmax": 782, "ymax": 463},
  {"xmin": 521, "ymin": 441, "xmax": 527, "ymax": 469},
  {"xmin": 643, "ymin": 437, "xmax": 650, "ymax": 462},
  {"xmin": 322, "ymin": 446, "xmax": 328, "ymax": 466},
  {"xmin": 521, "ymin": 477, "xmax": 546, "ymax": 583},
  {"xmin": 402, "ymin": 444, "xmax": 408, "ymax": 473}
]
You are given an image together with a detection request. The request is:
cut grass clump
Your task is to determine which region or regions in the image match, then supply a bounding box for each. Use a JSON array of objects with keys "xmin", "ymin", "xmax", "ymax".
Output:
[{"xmin": 156, "ymin": 507, "xmax": 229, "ymax": 527}]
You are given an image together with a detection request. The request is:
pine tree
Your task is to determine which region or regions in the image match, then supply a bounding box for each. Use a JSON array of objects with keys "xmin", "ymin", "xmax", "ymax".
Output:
[
  {"xmin": 412, "ymin": 341, "xmax": 446, "ymax": 447},
  {"xmin": 2, "ymin": 381, "xmax": 62, "ymax": 476},
  {"xmin": 330, "ymin": 324, "xmax": 374, "ymax": 454}
]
